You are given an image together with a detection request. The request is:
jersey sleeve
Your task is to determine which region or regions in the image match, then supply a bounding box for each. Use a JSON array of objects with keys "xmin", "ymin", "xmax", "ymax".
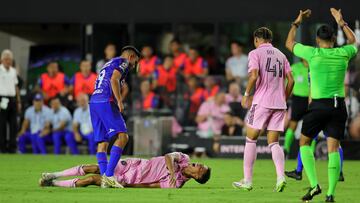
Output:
[
  {"xmin": 197, "ymin": 102, "xmax": 209, "ymax": 116},
  {"xmin": 114, "ymin": 59, "xmax": 129, "ymax": 75},
  {"xmin": 293, "ymin": 43, "xmax": 315, "ymax": 61},
  {"xmin": 248, "ymin": 50, "xmax": 259, "ymax": 73},
  {"xmin": 284, "ymin": 58, "xmax": 291, "ymax": 74},
  {"xmin": 341, "ymin": 44, "xmax": 358, "ymax": 59}
]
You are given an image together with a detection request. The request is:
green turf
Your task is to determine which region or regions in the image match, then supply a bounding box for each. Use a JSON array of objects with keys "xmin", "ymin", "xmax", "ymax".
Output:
[{"xmin": 0, "ymin": 155, "xmax": 359, "ymax": 203}]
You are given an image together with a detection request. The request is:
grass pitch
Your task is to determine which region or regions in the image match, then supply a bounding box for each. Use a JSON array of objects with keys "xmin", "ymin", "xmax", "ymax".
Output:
[{"xmin": 0, "ymin": 155, "xmax": 359, "ymax": 203}]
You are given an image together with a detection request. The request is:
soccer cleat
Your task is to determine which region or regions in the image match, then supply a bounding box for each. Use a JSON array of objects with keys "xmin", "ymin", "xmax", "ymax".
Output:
[
  {"xmin": 301, "ymin": 184, "xmax": 322, "ymax": 202},
  {"xmin": 39, "ymin": 178, "xmax": 54, "ymax": 187},
  {"xmin": 338, "ymin": 171, "xmax": 344, "ymax": 182},
  {"xmin": 232, "ymin": 180, "xmax": 253, "ymax": 191},
  {"xmin": 275, "ymin": 177, "xmax": 286, "ymax": 192},
  {"xmin": 325, "ymin": 195, "xmax": 335, "ymax": 202},
  {"xmin": 285, "ymin": 169, "xmax": 302, "ymax": 181},
  {"xmin": 101, "ymin": 175, "xmax": 124, "ymax": 188},
  {"xmin": 41, "ymin": 173, "xmax": 57, "ymax": 181}
]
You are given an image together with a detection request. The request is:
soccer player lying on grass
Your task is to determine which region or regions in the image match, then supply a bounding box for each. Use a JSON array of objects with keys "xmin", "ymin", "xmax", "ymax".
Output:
[{"xmin": 39, "ymin": 152, "xmax": 211, "ymax": 188}]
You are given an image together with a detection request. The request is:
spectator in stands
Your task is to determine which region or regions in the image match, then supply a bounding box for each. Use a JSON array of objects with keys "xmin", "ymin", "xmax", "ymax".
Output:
[
  {"xmin": 17, "ymin": 93, "xmax": 52, "ymax": 154},
  {"xmin": 140, "ymin": 80, "xmax": 159, "ymax": 111},
  {"xmin": 0, "ymin": 49, "xmax": 21, "ymax": 153},
  {"xmin": 225, "ymin": 41, "xmax": 248, "ymax": 86},
  {"xmin": 169, "ymin": 38, "xmax": 187, "ymax": 70},
  {"xmin": 70, "ymin": 60, "xmax": 97, "ymax": 98},
  {"xmin": 183, "ymin": 47, "xmax": 208, "ymax": 78},
  {"xmin": 96, "ymin": 43, "xmax": 116, "ymax": 73},
  {"xmin": 49, "ymin": 97, "xmax": 78, "ymax": 154},
  {"xmin": 138, "ymin": 45, "xmax": 162, "ymax": 78},
  {"xmin": 153, "ymin": 55, "xmax": 177, "ymax": 109},
  {"xmin": 203, "ymin": 76, "xmax": 220, "ymax": 100},
  {"xmin": 195, "ymin": 92, "xmax": 230, "ymax": 138},
  {"xmin": 183, "ymin": 76, "xmax": 205, "ymax": 125},
  {"xmin": 221, "ymin": 112, "xmax": 243, "ymax": 136},
  {"xmin": 72, "ymin": 93, "xmax": 96, "ymax": 155},
  {"xmin": 38, "ymin": 61, "xmax": 70, "ymax": 102},
  {"xmin": 226, "ymin": 82, "xmax": 246, "ymax": 123}
]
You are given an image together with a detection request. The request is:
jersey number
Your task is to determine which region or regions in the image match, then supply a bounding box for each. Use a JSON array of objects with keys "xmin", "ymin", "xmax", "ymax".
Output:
[
  {"xmin": 95, "ymin": 69, "xmax": 106, "ymax": 89},
  {"xmin": 265, "ymin": 58, "xmax": 283, "ymax": 78}
]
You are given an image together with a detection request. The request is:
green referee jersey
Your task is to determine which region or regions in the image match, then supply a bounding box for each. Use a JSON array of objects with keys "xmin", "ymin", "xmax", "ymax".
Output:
[
  {"xmin": 293, "ymin": 43, "xmax": 358, "ymax": 99},
  {"xmin": 291, "ymin": 62, "xmax": 310, "ymax": 97}
]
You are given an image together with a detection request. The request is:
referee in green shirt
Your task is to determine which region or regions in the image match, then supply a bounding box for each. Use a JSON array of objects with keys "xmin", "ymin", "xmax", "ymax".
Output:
[{"xmin": 286, "ymin": 8, "xmax": 358, "ymax": 202}]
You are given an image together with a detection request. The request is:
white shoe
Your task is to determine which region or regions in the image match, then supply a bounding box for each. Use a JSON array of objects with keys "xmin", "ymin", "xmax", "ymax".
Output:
[
  {"xmin": 41, "ymin": 173, "xmax": 57, "ymax": 181},
  {"xmin": 232, "ymin": 179, "xmax": 253, "ymax": 191},
  {"xmin": 101, "ymin": 175, "xmax": 124, "ymax": 188},
  {"xmin": 275, "ymin": 176, "xmax": 286, "ymax": 192}
]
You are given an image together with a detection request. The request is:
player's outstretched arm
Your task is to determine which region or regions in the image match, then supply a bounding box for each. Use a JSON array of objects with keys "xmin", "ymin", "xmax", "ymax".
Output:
[
  {"xmin": 330, "ymin": 8, "xmax": 357, "ymax": 45},
  {"xmin": 285, "ymin": 9, "xmax": 311, "ymax": 52},
  {"xmin": 165, "ymin": 153, "xmax": 179, "ymax": 188}
]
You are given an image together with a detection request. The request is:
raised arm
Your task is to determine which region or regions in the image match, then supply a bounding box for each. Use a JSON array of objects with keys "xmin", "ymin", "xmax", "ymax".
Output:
[
  {"xmin": 330, "ymin": 8, "xmax": 357, "ymax": 45},
  {"xmin": 285, "ymin": 9, "xmax": 312, "ymax": 52}
]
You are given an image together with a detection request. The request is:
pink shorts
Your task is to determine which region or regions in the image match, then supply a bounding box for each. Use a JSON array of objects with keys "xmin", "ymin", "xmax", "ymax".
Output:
[{"xmin": 246, "ymin": 104, "xmax": 286, "ymax": 132}]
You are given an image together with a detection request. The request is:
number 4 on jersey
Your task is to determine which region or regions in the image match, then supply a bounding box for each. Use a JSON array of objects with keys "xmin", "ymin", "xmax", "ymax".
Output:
[{"xmin": 266, "ymin": 58, "xmax": 283, "ymax": 78}]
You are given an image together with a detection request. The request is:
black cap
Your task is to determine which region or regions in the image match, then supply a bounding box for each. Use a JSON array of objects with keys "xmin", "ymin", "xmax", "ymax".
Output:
[
  {"xmin": 121, "ymin": 45, "xmax": 141, "ymax": 57},
  {"xmin": 33, "ymin": 93, "xmax": 43, "ymax": 101}
]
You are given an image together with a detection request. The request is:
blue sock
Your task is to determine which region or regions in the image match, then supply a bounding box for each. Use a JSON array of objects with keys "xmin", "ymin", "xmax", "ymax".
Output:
[
  {"xmin": 339, "ymin": 146, "xmax": 344, "ymax": 172},
  {"xmin": 105, "ymin": 146, "xmax": 123, "ymax": 177},
  {"xmin": 296, "ymin": 151, "xmax": 303, "ymax": 173},
  {"xmin": 96, "ymin": 152, "xmax": 108, "ymax": 175}
]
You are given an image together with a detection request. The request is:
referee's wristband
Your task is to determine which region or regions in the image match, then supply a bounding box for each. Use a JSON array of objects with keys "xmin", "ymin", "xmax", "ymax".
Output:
[{"xmin": 340, "ymin": 22, "xmax": 348, "ymax": 29}]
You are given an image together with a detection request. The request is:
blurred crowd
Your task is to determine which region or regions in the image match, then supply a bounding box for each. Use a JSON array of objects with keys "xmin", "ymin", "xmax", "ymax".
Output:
[{"xmin": 1, "ymin": 38, "xmax": 360, "ymax": 155}]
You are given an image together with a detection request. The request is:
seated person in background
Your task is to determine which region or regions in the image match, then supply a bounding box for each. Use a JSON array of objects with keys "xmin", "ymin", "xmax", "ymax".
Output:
[
  {"xmin": 153, "ymin": 55, "xmax": 177, "ymax": 109},
  {"xmin": 40, "ymin": 152, "xmax": 211, "ymax": 188},
  {"xmin": 153, "ymin": 55, "xmax": 177, "ymax": 94},
  {"xmin": 17, "ymin": 93, "xmax": 52, "ymax": 154},
  {"xmin": 96, "ymin": 43, "xmax": 116, "ymax": 73},
  {"xmin": 225, "ymin": 82, "xmax": 246, "ymax": 125},
  {"xmin": 49, "ymin": 97, "xmax": 78, "ymax": 155},
  {"xmin": 72, "ymin": 94, "xmax": 96, "ymax": 155},
  {"xmin": 195, "ymin": 92, "xmax": 230, "ymax": 138},
  {"xmin": 221, "ymin": 112, "xmax": 243, "ymax": 136},
  {"xmin": 225, "ymin": 41, "xmax": 248, "ymax": 86},
  {"xmin": 183, "ymin": 47, "xmax": 208, "ymax": 78},
  {"xmin": 70, "ymin": 60, "xmax": 97, "ymax": 99},
  {"xmin": 38, "ymin": 61, "xmax": 71, "ymax": 102},
  {"xmin": 183, "ymin": 76, "xmax": 205, "ymax": 126},
  {"xmin": 139, "ymin": 80, "xmax": 159, "ymax": 111},
  {"xmin": 169, "ymin": 38, "xmax": 187, "ymax": 70},
  {"xmin": 138, "ymin": 45, "xmax": 162, "ymax": 79},
  {"xmin": 203, "ymin": 76, "xmax": 220, "ymax": 100}
]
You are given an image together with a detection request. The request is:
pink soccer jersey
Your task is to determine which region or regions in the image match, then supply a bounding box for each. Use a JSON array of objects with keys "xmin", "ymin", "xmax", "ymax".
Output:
[
  {"xmin": 114, "ymin": 152, "xmax": 190, "ymax": 188},
  {"xmin": 248, "ymin": 43, "xmax": 291, "ymax": 109}
]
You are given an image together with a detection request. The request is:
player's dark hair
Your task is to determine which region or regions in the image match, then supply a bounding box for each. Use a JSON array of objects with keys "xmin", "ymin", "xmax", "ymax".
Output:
[
  {"xmin": 230, "ymin": 40, "xmax": 244, "ymax": 47},
  {"xmin": 253, "ymin": 27, "xmax": 273, "ymax": 42},
  {"xmin": 195, "ymin": 167, "xmax": 211, "ymax": 184},
  {"xmin": 316, "ymin": 24, "xmax": 335, "ymax": 42},
  {"xmin": 121, "ymin": 45, "xmax": 141, "ymax": 57},
  {"xmin": 170, "ymin": 38, "xmax": 181, "ymax": 44},
  {"xmin": 189, "ymin": 46, "xmax": 199, "ymax": 52}
]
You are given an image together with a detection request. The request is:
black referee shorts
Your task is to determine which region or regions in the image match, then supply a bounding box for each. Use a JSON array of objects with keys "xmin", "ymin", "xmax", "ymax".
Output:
[
  {"xmin": 301, "ymin": 98, "xmax": 347, "ymax": 140},
  {"xmin": 290, "ymin": 95, "xmax": 309, "ymax": 121}
]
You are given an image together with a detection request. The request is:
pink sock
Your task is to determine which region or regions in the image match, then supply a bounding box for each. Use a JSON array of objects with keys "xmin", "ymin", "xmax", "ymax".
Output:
[
  {"xmin": 54, "ymin": 165, "xmax": 85, "ymax": 178},
  {"xmin": 53, "ymin": 178, "xmax": 79, "ymax": 188},
  {"xmin": 269, "ymin": 142, "xmax": 285, "ymax": 179},
  {"xmin": 243, "ymin": 137, "xmax": 257, "ymax": 183}
]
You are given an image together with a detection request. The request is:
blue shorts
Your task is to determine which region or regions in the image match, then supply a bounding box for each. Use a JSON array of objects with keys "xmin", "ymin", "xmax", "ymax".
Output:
[{"xmin": 89, "ymin": 102, "xmax": 127, "ymax": 143}]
